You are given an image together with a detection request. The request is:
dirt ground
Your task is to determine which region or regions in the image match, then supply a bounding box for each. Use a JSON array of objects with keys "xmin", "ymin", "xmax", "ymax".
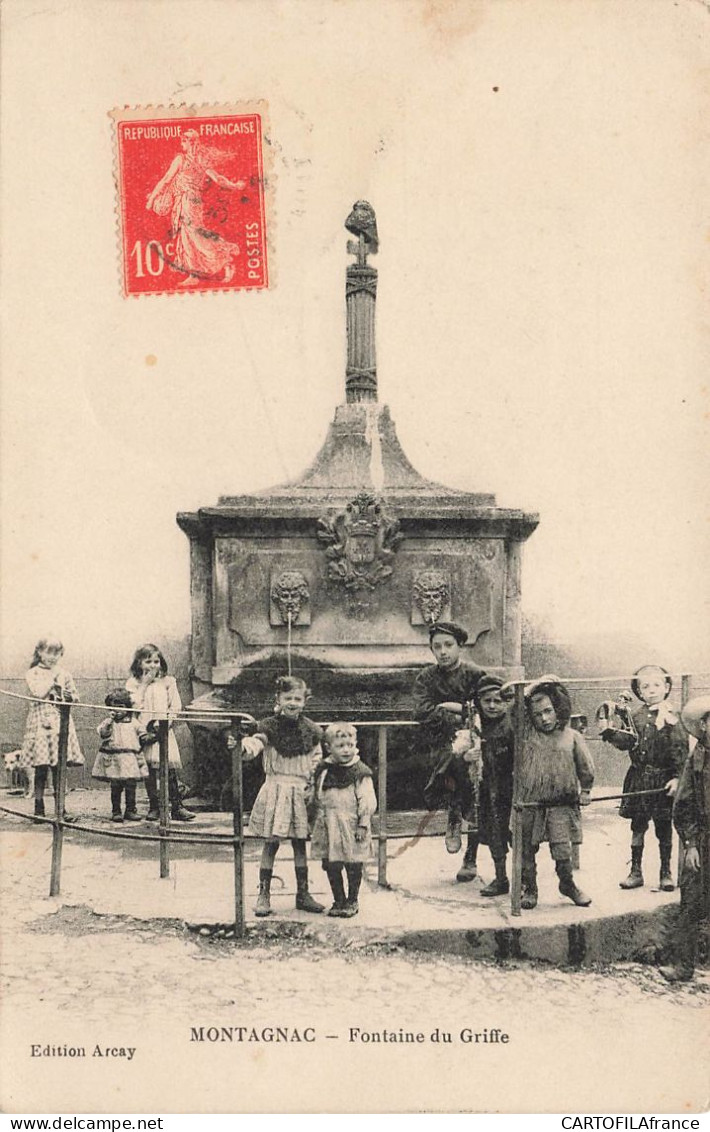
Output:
[{"xmin": 1, "ymin": 810, "xmax": 708, "ymax": 1115}]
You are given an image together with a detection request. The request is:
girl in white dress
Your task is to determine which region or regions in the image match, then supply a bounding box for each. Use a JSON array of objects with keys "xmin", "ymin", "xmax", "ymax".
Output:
[
  {"xmin": 310, "ymin": 723, "xmax": 377, "ymax": 917},
  {"xmin": 125, "ymin": 644, "xmax": 195, "ymax": 822},
  {"xmin": 20, "ymin": 637, "xmax": 83, "ymax": 820},
  {"xmin": 238, "ymin": 676, "xmax": 325, "ymax": 917}
]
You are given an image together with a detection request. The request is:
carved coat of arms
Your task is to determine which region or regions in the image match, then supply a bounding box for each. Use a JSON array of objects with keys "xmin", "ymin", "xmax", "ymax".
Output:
[{"xmin": 317, "ymin": 492, "xmax": 402, "ymax": 615}]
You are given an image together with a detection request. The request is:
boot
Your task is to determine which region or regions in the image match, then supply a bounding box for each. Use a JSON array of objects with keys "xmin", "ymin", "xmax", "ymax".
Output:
[
  {"xmin": 326, "ymin": 864, "xmax": 347, "ymax": 917},
  {"xmin": 111, "ymin": 783, "xmax": 123, "ymax": 822},
  {"xmin": 481, "ymin": 856, "xmax": 509, "ymax": 897},
  {"xmin": 145, "ymin": 768, "xmax": 160, "ymax": 820},
  {"xmin": 445, "ymin": 811, "xmax": 463, "ymax": 854},
  {"xmin": 34, "ymin": 798, "xmax": 45, "ymax": 818},
  {"xmin": 171, "ymin": 805, "xmax": 196, "ymax": 822},
  {"xmin": 169, "ymin": 770, "xmax": 195, "ymax": 822},
  {"xmin": 255, "ymin": 870, "xmax": 273, "ymax": 917},
  {"xmin": 124, "ymin": 785, "xmax": 140, "ymax": 822},
  {"xmin": 520, "ymin": 862, "xmax": 538, "ymax": 910},
  {"xmin": 343, "ymin": 864, "xmax": 363, "ymax": 916},
  {"xmin": 659, "ymin": 844, "xmax": 674, "ymax": 891},
  {"xmin": 456, "ymin": 836, "xmax": 478, "ymax": 882},
  {"xmin": 556, "ymin": 860, "xmax": 592, "ymax": 907},
  {"xmin": 620, "ymin": 845, "xmax": 644, "ymax": 889},
  {"xmin": 295, "ymin": 867, "xmax": 325, "ymax": 913}
]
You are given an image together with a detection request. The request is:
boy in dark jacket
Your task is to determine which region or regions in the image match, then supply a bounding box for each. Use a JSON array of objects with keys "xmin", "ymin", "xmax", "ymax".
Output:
[
  {"xmin": 659, "ymin": 695, "xmax": 710, "ymax": 983},
  {"xmin": 602, "ymin": 665, "xmax": 687, "ymax": 891},
  {"xmin": 413, "ymin": 622, "xmax": 485, "ymax": 882},
  {"xmin": 475, "ymin": 675, "xmax": 514, "ymax": 896}
]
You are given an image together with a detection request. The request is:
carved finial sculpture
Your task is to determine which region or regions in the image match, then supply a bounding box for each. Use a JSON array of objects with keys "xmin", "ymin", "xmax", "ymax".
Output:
[{"xmin": 346, "ymin": 200, "xmax": 379, "ymax": 262}]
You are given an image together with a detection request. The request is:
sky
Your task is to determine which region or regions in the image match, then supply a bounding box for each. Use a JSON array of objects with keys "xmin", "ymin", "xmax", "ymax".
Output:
[{"xmin": 1, "ymin": 0, "xmax": 708, "ymax": 677}]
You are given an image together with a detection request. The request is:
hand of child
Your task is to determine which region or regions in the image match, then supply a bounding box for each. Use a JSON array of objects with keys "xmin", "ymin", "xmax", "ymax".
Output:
[
  {"xmin": 355, "ymin": 825, "xmax": 368, "ymax": 842},
  {"xmin": 664, "ymin": 777, "xmax": 678, "ymax": 797},
  {"xmin": 225, "ymin": 734, "xmax": 238, "ymax": 750},
  {"xmin": 579, "ymin": 789, "xmax": 592, "ymax": 806},
  {"xmin": 241, "ymin": 735, "xmax": 263, "ymax": 759},
  {"xmin": 452, "ymin": 729, "xmax": 473, "ymax": 756},
  {"xmin": 684, "ymin": 847, "xmax": 700, "ymax": 872}
]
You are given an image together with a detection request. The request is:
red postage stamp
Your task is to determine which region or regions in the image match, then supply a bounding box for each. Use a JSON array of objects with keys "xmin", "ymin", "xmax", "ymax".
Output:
[{"xmin": 111, "ymin": 104, "xmax": 270, "ymax": 297}]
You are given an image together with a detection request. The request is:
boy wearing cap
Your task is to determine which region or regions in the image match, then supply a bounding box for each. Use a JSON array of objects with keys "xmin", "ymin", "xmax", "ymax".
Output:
[
  {"xmin": 476, "ymin": 675, "xmax": 515, "ymax": 896},
  {"xmin": 602, "ymin": 665, "xmax": 687, "ymax": 891},
  {"xmin": 658, "ymin": 695, "xmax": 710, "ymax": 983},
  {"xmin": 413, "ymin": 621, "xmax": 485, "ymax": 881}
]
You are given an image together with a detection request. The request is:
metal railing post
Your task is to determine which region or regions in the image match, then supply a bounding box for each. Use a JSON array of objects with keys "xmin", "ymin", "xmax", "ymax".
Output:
[
  {"xmin": 231, "ymin": 723, "xmax": 246, "ymax": 939},
  {"xmin": 158, "ymin": 719, "xmax": 170, "ymax": 879},
  {"xmin": 49, "ymin": 702, "xmax": 71, "ymax": 897},
  {"xmin": 377, "ymin": 724, "xmax": 388, "ymax": 887},
  {"xmin": 510, "ymin": 682, "xmax": 525, "ymax": 916}
]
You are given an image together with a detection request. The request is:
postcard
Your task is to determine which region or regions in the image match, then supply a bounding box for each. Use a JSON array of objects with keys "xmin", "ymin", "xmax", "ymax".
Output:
[{"xmin": 0, "ymin": 0, "xmax": 708, "ymax": 1116}]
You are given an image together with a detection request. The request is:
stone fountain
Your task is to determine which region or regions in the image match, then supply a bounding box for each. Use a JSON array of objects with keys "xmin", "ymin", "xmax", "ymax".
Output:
[{"xmin": 177, "ymin": 202, "xmax": 538, "ymax": 806}]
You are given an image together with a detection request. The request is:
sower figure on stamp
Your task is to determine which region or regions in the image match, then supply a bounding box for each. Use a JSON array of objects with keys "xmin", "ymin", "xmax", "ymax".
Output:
[
  {"xmin": 658, "ymin": 695, "xmax": 710, "ymax": 983},
  {"xmin": 602, "ymin": 665, "xmax": 687, "ymax": 891},
  {"xmin": 519, "ymin": 676, "xmax": 594, "ymax": 910},
  {"xmin": 413, "ymin": 622, "xmax": 485, "ymax": 882},
  {"xmin": 146, "ymin": 129, "xmax": 246, "ymax": 286}
]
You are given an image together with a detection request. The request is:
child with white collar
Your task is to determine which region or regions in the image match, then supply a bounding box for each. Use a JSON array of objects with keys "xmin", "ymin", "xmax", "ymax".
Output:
[
  {"xmin": 602, "ymin": 665, "xmax": 688, "ymax": 891},
  {"xmin": 310, "ymin": 723, "xmax": 377, "ymax": 918}
]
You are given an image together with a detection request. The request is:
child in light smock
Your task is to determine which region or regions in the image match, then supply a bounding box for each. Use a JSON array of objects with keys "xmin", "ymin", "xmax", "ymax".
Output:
[
  {"xmin": 310, "ymin": 723, "xmax": 377, "ymax": 918},
  {"xmin": 238, "ymin": 675, "xmax": 325, "ymax": 917},
  {"xmin": 92, "ymin": 689, "xmax": 150, "ymax": 823},
  {"xmin": 125, "ymin": 643, "xmax": 195, "ymax": 822}
]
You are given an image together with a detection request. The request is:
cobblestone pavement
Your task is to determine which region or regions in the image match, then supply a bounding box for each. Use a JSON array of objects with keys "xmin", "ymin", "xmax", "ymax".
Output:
[{"xmin": 1, "ymin": 811, "xmax": 708, "ymax": 1114}]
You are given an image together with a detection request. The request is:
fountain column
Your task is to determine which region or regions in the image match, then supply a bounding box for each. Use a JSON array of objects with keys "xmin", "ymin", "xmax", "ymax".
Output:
[{"xmin": 345, "ymin": 200, "xmax": 378, "ymax": 404}]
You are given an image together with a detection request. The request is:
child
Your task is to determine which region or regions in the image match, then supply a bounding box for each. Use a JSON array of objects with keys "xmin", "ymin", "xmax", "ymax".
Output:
[
  {"xmin": 659, "ymin": 694, "xmax": 710, "ymax": 983},
  {"xmin": 92, "ymin": 689, "xmax": 150, "ymax": 823},
  {"xmin": 125, "ymin": 644, "xmax": 195, "ymax": 822},
  {"xmin": 595, "ymin": 689, "xmax": 636, "ymax": 747},
  {"xmin": 239, "ymin": 675, "xmax": 325, "ymax": 917},
  {"xmin": 519, "ymin": 675, "xmax": 594, "ymax": 910},
  {"xmin": 19, "ymin": 638, "xmax": 83, "ymax": 821},
  {"xmin": 413, "ymin": 621, "xmax": 486, "ymax": 882},
  {"xmin": 310, "ymin": 723, "xmax": 377, "ymax": 917},
  {"xmin": 602, "ymin": 665, "xmax": 687, "ymax": 891},
  {"xmin": 475, "ymin": 675, "xmax": 515, "ymax": 897}
]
